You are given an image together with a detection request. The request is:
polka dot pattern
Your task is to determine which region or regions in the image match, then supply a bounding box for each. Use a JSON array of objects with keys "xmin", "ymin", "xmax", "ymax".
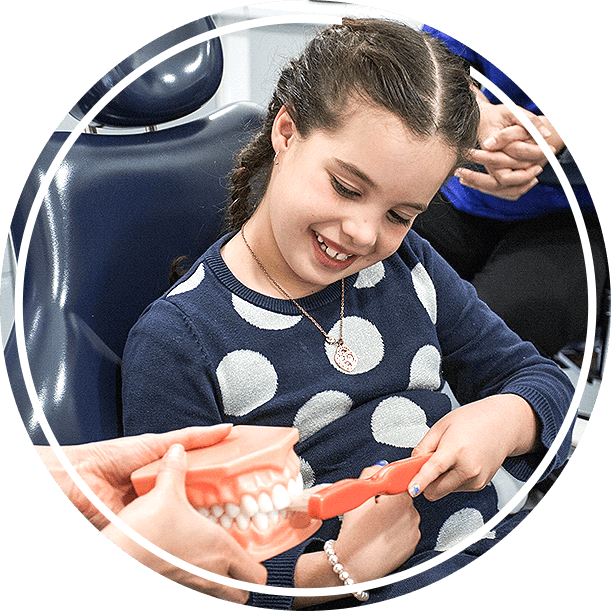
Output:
[
  {"xmin": 434, "ymin": 508, "xmax": 496, "ymax": 552},
  {"xmin": 324, "ymin": 316, "xmax": 384, "ymax": 375},
  {"xmin": 370, "ymin": 396, "xmax": 430, "ymax": 447},
  {"xmin": 217, "ymin": 350, "xmax": 278, "ymax": 416},
  {"xmin": 129, "ymin": 235, "xmax": 528, "ymax": 569}
]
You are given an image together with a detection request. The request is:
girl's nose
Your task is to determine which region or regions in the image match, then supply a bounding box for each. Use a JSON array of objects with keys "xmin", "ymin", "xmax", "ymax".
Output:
[{"xmin": 341, "ymin": 212, "xmax": 379, "ymax": 251}]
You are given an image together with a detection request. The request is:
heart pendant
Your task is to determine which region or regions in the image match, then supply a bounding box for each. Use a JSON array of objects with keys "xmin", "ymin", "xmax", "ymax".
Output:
[{"xmin": 334, "ymin": 344, "xmax": 358, "ymax": 373}]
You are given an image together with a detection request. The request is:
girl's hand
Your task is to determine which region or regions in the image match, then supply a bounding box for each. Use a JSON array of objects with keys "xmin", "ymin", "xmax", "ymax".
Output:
[
  {"xmin": 408, "ymin": 394, "xmax": 540, "ymax": 501},
  {"xmin": 293, "ymin": 463, "xmax": 420, "ymax": 607},
  {"xmin": 334, "ymin": 464, "xmax": 421, "ymax": 582}
]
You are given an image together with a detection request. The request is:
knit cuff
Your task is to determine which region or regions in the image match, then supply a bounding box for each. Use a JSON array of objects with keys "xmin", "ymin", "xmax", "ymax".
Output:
[{"xmin": 248, "ymin": 539, "xmax": 323, "ymax": 609}]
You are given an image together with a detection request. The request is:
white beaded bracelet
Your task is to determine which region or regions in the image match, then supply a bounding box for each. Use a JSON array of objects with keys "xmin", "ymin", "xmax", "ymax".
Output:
[{"xmin": 323, "ymin": 539, "xmax": 369, "ymax": 602}]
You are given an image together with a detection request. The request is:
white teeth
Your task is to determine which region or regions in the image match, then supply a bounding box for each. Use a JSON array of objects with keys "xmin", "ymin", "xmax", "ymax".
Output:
[
  {"xmin": 252, "ymin": 513, "xmax": 269, "ymax": 532},
  {"xmin": 288, "ymin": 475, "xmax": 304, "ymax": 499},
  {"xmin": 315, "ymin": 233, "xmax": 352, "ymax": 261},
  {"xmin": 225, "ymin": 502, "xmax": 240, "ymax": 519},
  {"xmin": 235, "ymin": 514, "xmax": 250, "ymax": 531},
  {"xmin": 220, "ymin": 515, "xmax": 233, "ymax": 530},
  {"xmin": 240, "ymin": 495, "xmax": 259, "ymax": 518},
  {"xmin": 271, "ymin": 484, "xmax": 291, "ymax": 510},
  {"xmin": 257, "ymin": 492, "xmax": 274, "ymax": 514},
  {"xmin": 197, "ymin": 477, "xmax": 300, "ymax": 533}
]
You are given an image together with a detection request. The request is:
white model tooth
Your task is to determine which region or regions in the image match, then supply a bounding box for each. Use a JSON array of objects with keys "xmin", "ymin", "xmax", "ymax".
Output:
[
  {"xmin": 211, "ymin": 504, "xmax": 224, "ymax": 518},
  {"xmin": 269, "ymin": 509, "xmax": 279, "ymax": 525},
  {"xmin": 225, "ymin": 502, "xmax": 240, "ymax": 519},
  {"xmin": 197, "ymin": 507, "xmax": 210, "ymax": 517},
  {"xmin": 208, "ymin": 514, "xmax": 218, "ymax": 524},
  {"xmin": 336, "ymin": 253, "xmax": 348, "ymax": 261},
  {"xmin": 252, "ymin": 512, "xmax": 269, "ymax": 532},
  {"xmin": 296, "ymin": 473, "xmax": 304, "ymax": 491},
  {"xmin": 326, "ymin": 247, "xmax": 338, "ymax": 258},
  {"xmin": 271, "ymin": 484, "xmax": 291, "ymax": 510},
  {"xmin": 288, "ymin": 478, "xmax": 300, "ymax": 499},
  {"xmin": 257, "ymin": 492, "xmax": 274, "ymax": 514},
  {"xmin": 235, "ymin": 514, "xmax": 250, "ymax": 531},
  {"xmin": 220, "ymin": 515, "xmax": 233, "ymax": 530},
  {"xmin": 240, "ymin": 495, "xmax": 259, "ymax": 518}
]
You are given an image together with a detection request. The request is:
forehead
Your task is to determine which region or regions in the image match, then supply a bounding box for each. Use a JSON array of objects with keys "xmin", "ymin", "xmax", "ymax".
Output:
[{"xmin": 307, "ymin": 104, "xmax": 457, "ymax": 198}]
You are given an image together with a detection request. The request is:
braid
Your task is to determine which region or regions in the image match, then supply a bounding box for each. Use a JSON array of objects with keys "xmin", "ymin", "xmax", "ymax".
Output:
[{"xmin": 226, "ymin": 98, "xmax": 281, "ymax": 231}]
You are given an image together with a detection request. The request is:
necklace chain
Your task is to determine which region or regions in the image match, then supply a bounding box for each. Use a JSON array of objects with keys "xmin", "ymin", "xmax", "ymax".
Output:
[{"xmin": 240, "ymin": 225, "xmax": 345, "ymax": 346}]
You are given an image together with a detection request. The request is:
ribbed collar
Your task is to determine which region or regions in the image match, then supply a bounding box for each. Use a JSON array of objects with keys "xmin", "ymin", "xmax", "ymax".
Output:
[{"xmin": 205, "ymin": 232, "xmax": 349, "ymax": 314}]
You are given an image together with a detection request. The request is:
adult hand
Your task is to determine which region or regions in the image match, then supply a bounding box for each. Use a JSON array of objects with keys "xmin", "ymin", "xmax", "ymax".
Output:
[
  {"xmin": 102, "ymin": 443, "xmax": 267, "ymax": 602},
  {"xmin": 408, "ymin": 394, "xmax": 539, "ymax": 501},
  {"xmin": 461, "ymin": 94, "xmax": 563, "ymax": 199},
  {"xmin": 38, "ymin": 424, "xmax": 233, "ymax": 529}
]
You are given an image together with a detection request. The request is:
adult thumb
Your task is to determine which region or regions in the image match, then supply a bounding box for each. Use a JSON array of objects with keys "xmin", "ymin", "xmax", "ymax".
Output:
[{"xmin": 153, "ymin": 443, "xmax": 188, "ymax": 496}]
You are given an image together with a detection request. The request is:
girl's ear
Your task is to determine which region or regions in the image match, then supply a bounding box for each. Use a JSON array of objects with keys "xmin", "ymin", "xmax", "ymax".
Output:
[{"xmin": 271, "ymin": 106, "xmax": 298, "ymax": 154}]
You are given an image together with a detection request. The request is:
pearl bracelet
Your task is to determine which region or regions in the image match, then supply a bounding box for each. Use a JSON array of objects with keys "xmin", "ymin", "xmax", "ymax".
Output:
[{"xmin": 323, "ymin": 539, "xmax": 369, "ymax": 602}]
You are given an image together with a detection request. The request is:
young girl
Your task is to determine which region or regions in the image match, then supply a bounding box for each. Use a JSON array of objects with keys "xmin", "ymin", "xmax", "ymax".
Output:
[{"xmin": 122, "ymin": 18, "xmax": 573, "ymax": 607}]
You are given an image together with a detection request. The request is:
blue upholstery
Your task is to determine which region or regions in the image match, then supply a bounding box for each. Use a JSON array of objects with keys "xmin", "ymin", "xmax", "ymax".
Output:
[
  {"xmin": 5, "ymin": 17, "xmax": 263, "ymax": 445},
  {"xmin": 69, "ymin": 16, "xmax": 224, "ymax": 128}
]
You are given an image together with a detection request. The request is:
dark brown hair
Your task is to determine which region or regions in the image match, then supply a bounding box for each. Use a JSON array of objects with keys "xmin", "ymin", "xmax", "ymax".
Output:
[
  {"xmin": 170, "ymin": 18, "xmax": 479, "ymax": 285},
  {"xmin": 226, "ymin": 17, "xmax": 479, "ymax": 231}
]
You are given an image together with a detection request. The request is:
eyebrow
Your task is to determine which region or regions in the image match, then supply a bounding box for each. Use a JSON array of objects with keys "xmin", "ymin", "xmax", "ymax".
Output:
[{"xmin": 331, "ymin": 157, "xmax": 429, "ymax": 213}]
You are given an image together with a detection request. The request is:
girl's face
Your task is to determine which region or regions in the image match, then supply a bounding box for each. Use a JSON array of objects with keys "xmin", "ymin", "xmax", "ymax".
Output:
[{"xmin": 250, "ymin": 104, "xmax": 457, "ymax": 297}]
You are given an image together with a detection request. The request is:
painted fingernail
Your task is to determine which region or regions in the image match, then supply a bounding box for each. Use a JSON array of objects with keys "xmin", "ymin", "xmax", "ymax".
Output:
[
  {"xmin": 410, "ymin": 484, "xmax": 420, "ymax": 498},
  {"xmin": 375, "ymin": 460, "xmax": 389, "ymax": 467}
]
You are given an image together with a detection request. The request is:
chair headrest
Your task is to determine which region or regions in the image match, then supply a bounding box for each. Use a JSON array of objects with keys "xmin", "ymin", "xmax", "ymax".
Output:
[{"xmin": 69, "ymin": 16, "xmax": 223, "ymax": 128}]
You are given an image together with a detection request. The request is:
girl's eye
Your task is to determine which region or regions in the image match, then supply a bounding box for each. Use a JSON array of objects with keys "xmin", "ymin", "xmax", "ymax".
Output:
[
  {"xmin": 387, "ymin": 210, "xmax": 413, "ymax": 227},
  {"xmin": 331, "ymin": 176, "xmax": 360, "ymax": 199}
]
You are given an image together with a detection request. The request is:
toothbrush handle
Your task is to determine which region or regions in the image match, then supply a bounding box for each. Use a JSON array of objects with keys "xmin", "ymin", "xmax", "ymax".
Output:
[{"xmin": 308, "ymin": 452, "xmax": 433, "ymax": 520}]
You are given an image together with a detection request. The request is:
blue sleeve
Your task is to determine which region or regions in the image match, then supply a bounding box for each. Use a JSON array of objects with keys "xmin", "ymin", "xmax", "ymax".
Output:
[
  {"xmin": 411, "ymin": 236, "xmax": 575, "ymax": 479},
  {"xmin": 121, "ymin": 299, "xmax": 224, "ymax": 434}
]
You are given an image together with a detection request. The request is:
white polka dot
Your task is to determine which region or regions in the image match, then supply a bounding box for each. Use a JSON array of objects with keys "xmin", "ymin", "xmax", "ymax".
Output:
[
  {"xmin": 371, "ymin": 396, "xmax": 429, "ymax": 447},
  {"xmin": 434, "ymin": 508, "xmax": 496, "ymax": 552},
  {"xmin": 408, "ymin": 345, "xmax": 441, "ymax": 390},
  {"xmin": 354, "ymin": 262, "xmax": 385, "ymax": 289},
  {"xmin": 232, "ymin": 295, "xmax": 302, "ymax": 330},
  {"xmin": 300, "ymin": 458, "xmax": 316, "ymax": 489},
  {"xmin": 167, "ymin": 263, "xmax": 205, "ymax": 297},
  {"xmin": 324, "ymin": 316, "xmax": 384, "ymax": 375},
  {"xmin": 217, "ymin": 350, "xmax": 277, "ymax": 416},
  {"xmin": 293, "ymin": 391, "xmax": 353, "ymax": 441},
  {"xmin": 411, "ymin": 263, "xmax": 437, "ymax": 324}
]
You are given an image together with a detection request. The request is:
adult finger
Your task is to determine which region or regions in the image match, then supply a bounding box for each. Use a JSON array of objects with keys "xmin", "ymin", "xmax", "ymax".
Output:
[
  {"xmin": 469, "ymin": 148, "xmax": 534, "ymax": 171},
  {"xmin": 481, "ymin": 124, "xmax": 530, "ymax": 150},
  {"xmin": 502, "ymin": 139, "xmax": 552, "ymax": 164}
]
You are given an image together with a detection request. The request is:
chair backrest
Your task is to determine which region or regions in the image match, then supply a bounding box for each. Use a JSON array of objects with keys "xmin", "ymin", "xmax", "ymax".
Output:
[{"xmin": 5, "ymin": 17, "xmax": 263, "ymax": 445}]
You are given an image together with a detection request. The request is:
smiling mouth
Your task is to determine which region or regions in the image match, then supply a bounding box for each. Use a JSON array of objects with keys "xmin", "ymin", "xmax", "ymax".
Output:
[{"xmin": 314, "ymin": 232, "xmax": 355, "ymax": 261}]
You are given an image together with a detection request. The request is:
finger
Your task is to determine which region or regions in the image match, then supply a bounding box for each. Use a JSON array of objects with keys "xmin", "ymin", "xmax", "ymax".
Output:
[
  {"xmin": 492, "ymin": 165, "xmax": 543, "ymax": 187},
  {"xmin": 468, "ymin": 149, "xmax": 534, "ymax": 171},
  {"xmin": 152, "ymin": 443, "xmax": 188, "ymax": 496},
  {"xmin": 359, "ymin": 461, "xmax": 388, "ymax": 479},
  {"xmin": 482, "ymin": 125, "xmax": 529, "ymax": 150},
  {"xmin": 228, "ymin": 551, "xmax": 268, "ymax": 586},
  {"xmin": 502, "ymin": 140, "xmax": 552, "ymax": 164},
  {"xmin": 420, "ymin": 468, "xmax": 467, "ymax": 501},
  {"xmin": 155, "ymin": 423, "xmax": 233, "ymax": 452},
  {"xmin": 407, "ymin": 450, "xmax": 455, "ymax": 499}
]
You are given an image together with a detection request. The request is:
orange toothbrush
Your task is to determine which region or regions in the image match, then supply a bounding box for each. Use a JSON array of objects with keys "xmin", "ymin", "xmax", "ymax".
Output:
[{"xmin": 289, "ymin": 452, "xmax": 433, "ymax": 520}]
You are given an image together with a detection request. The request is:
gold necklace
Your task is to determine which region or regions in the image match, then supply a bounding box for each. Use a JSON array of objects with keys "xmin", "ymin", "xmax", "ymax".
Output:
[{"xmin": 240, "ymin": 226, "xmax": 358, "ymax": 373}]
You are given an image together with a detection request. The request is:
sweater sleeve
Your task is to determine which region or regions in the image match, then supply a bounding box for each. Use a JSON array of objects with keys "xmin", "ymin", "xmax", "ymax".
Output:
[
  {"xmin": 414, "ymin": 237, "xmax": 575, "ymax": 480},
  {"xmin": 121, "ymin": 299, "xmax": 224, "ymax": 434}
]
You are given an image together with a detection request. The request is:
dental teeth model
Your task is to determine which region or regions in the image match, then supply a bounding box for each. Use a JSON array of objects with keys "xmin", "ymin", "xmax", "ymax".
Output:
[{"xmin": 131, "ymin": 425, "xmax": 322, "ymax": 561}]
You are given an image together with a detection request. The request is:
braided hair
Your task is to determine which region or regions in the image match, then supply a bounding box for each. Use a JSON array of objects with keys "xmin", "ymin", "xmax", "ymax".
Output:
[{"xmin": 226, "ymin": 17, "xmax": 479, "ymax": 231}]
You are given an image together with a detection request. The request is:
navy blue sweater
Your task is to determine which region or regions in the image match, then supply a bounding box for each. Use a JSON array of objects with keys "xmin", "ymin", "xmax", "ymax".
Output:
[{"xmin": 122, "ymin": 231, "xmax": 573, "ymax": 606}]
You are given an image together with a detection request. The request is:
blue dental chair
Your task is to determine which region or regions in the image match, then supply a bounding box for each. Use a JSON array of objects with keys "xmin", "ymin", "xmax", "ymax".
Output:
[{"xmin": 4, "ymin": 16, "xmax": 263, "ymax": 445}]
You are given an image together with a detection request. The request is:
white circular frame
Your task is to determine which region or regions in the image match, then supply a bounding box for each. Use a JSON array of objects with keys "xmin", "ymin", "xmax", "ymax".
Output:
[{"xmin": 8, "ymin": 7, "xmax": 598, "ymax": 602}]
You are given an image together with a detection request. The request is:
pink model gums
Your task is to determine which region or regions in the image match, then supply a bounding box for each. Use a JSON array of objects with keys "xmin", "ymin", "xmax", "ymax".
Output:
[{"xmin": 131, "ymin": 425, "xmax": 322, "ymax": 562}]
